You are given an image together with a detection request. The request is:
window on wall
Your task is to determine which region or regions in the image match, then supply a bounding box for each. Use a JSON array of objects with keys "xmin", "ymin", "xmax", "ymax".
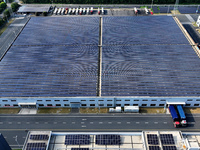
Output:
[
  {"xmin": 160, "ymin": 99, "xmax": 166, "ymax": 101},
  {"xmin": 196, "ymin": 99, "xmax": 200, "ymax": 101},
  {"xmin": 13, "ymin": 104, "xmax": 18, "ymax": 107},
  {"xmin": 90, "ymin": 104, "xmax": 95, "ymax": 107},
  {"xmin": 64, "ymin": 104, "xmax": 69, "ymax": 106},
  {"xmin": 63, "ymin": 100, "xmax": 69, "ymax": 101},
  {"xmin": 55, "ymin": 100, "xmax": 60, "ymax": 102},
  {"xmin": 2, "ymin": 100, "xmax": 8, "ymax": 102},
  {"xmin": 142, "ymin": 104, "xmax": 147, "ymax": 106},
  {"xmin": 116, "ymin": 104, "xmax": 121, "ymax": 106},
  {"xmin": 116, "ymin": 100, "xmax": 121, "ymax": 101},
  {"xmin": 107, "ymin": 104, "xmax": 112, "ymax": 107},
  {"xmin": 37, "ymin": 100, "xmax": 42, "ymax": 102},
  {"xmin": 151, "ymin": 100, "xmax": 157, "ymax": 101},
  {"xmin": 81, "ymin": 104, "xmax": 86, "ymax": 106},
  {"xmin": 194, "ymin": 104, "xmax": 199, "ymax": 106},
  {"xmin": 11, "ymin": 100, "xmax": 16, "ymax": 102},
  {"xmin": 81, "ymin": 100, "xmax": 86, "ymax": 101},
  {"xmin": 56, "ymin": 104, "xmax": 61, "ymax": 106},
  {"xmin": 47, "ymin": 104, "xmax": 53, "ymax": 106},
  {"xmin": 133, "ymin": 104, "xmax": 138, "ymax": 106},
  {"xmin": 99, "ymin": 104, "xmax": 104, "ymax": 106},
  {"xmin": 142, "ymin": 100, "xmax": 148, "ymax": 101},
  {"xmin": 185, "ymin": 104, "xmax": 191, "ymax": 106},
  {"xmin": 107, "ymin": 100, "xmax": 112, "ymax": 101},
  {"xmin": 98, "ymin": 100, "xmax": 104, "ymax": 101},
  {"xmin": 187, "ymin": 99, "xmax": 193, "ymax": 101},
  {"xmin": 159, "ymin": 104, "xmax": 165, "ymax": 106},
  {"xmin": 39, "ymin": 104, "xmax": 44, "ymax": 106},
  {"xmin": 150, "ymin": 104, "xmax": 156, "ymax": 106},
  {"xmin": 46, "ymin": 100, "xmax": 51, "ymax": 102},
  {"xmin": 125, "ymin": 100, "xmax": 130, "ymax": 101},
  {"xmin": 124, "ymin": 104, "xmax": 130, "ymax": 106},
  {"xmin": 90, "ymin": 100, "xmax": 95, "ymax": 101},
  {"xmin": 134, "ymin": 100, "xmax": 139, "ymax": 101},
  {"xmin": 4, "ymin": 104, "xmax": 10, "ymax": 106}
]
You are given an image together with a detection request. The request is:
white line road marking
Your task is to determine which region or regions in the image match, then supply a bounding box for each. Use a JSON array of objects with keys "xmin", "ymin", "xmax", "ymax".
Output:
[
  {"xmin": 81, "ymin": 122, "xmax": 85, "ymax": 124},
  {"xmin": 117, "ymin": 122, "xmax": 121, "ymax": 124},
  {"xmin": 72, "ymin": 122, "xmax": 75, "ymax": 124},
  {"xmin": 17, "ymin": 122, "xmax": 21, "ymax": 124},
  {"xmin": 127, "ymin": 122, "xmax": 130, "ymax": 124},
  {"xmin": 8, "ymin": 122, "xmax": 12, "ymax": 124},
  {"xmin": 0, "ymin": 122, "xmax": 3, "ymax": 124},
  {"xmin": 90, "ymin": 122, "xmax": 94, "ymax": 124},
  {"xmin": 26, "ymin": 122, "xmax": 30, "ymax": 124},
  {"xmin": 82, "ymin": 119, "xmax": 87, "ymax": 121},
  {"xmin": 108, "ymin": 122, "xmax": 112, "ymax": 124},
  {"xmin": 136, "ymin": 122, "xmax": 140, "ymax": 124},
  {"xmin": 63, "ymin": 122, "xmax": 66, "ymax": 124},
  {"xmin": 145, "ymin": 122, "xmax": 149, "ymax": 124},
  {"xmin": 54, "ymin": 122, "xmax": 57, "ymax": 124},
  {"xmin": 99, "ymin": 122, "xmax": 103, "ymax": 124},
  {"xmin": 44, "ymin": 122, "xmax": 48, "ymax": 124},
  {"xmin": 154, "ymin": 122, "xmax": 158, "ymax": 124},
  {"xmin": 82, "ymin": 126, "xmax": 86, "ymax": 128},
  {"xmin": 164, "ymin": 122, "xmax": 168, "ymax": 124},
  {"xmin": 35, "ymin": 122, "xmax": 39, "ymax": 124}
]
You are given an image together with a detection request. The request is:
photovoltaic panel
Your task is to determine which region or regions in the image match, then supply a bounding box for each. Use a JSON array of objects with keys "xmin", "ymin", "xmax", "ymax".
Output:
[
  {"xmin": 65, "ymin": 135, "xmax": 90, "ymax": 145},
  {"xmin": 149, "ymin": 146, "xmax": 160, "ymax": 150},
  {"xmin": 0, "ymin": 46, "xmax": 98, "ymax": 97},
  {"xmin": 147, "ymin": 134, "xmax": 159, "ymax": 145},
  {"xmin": 103, "ymin": 16, "xmax": 189, "ymax": 45},
  {"xmin": 71, "ymin": 148, "xmax": 89, "ymax": 150},
  {"xmin": 102, "ymin": 45, "xmax": 200, "ymax": 96},
  {"xmin": 26, "ymin": 143, "xmax": 46, "ymax": 150},
  {"xmin": 163, "ymin": 146, "xmax": 177, "ymax": 150},
  {"xmin": 160, "ymin": 134, "xmax": 175, "ymax": 145},
  {"xmin": 178, "ymin": 6, "xmax": 198, "ymax": 14},
  {"xmin": 13, "ymin": 17, "xmax": 99, "ymax": 46},
  {"xmin": 95, "ymin": 135, "xmax": 121, "ymax": 145},
  {"xmin": 30, "ymin": 134, "xmax": 49, "ymax": 140},
  {"xmin": 152, "ymin": 6, "xmax": 174, "ymax": 13}
]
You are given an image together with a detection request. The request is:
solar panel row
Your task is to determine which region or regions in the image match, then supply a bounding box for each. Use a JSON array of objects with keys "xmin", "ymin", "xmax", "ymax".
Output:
[
  {"xmin": 147, "ymin": 134, "xmax": 159, "ymax": 145},
  {"xmin": 26, "ymin": 143, "xmax": 46, "ymax": 150},
  {"xmin": 160, "ymin": 134, "xmax": 175, "ymax": 145},
  {"xmin": 30, "ymin": 134, "xmax": 49, "ymax": 140},
  {"xmin": 95, "ymin": 135, "xmax": 121, "ymax": 145},
  {"xmin": 65, "ymin": 135, "xmax": 90, "ymax": 145}
]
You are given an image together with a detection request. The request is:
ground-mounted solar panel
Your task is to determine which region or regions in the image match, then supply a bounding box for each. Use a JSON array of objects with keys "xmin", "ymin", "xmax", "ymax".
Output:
[
  {"xmin": 13, "ymin": 17, "xmax": 99, "ymax": 46},
  {"xmin": 30, "ymin": 134, "xmax": 49, "ymax": 140},
  {"xmin": 163, "ymin": 146, "xmax": 177, "ymax": 150},
  {"xmin": 65, "ymin": 135, "xmax": 90, "ymax": 145},
  {"xmin": 71, "ymin": 148, "xmax": 89, "ymax": 150},
  {"xmin": 102, "ymin": 45, "xmax": 200, "ymax": 96},
  {"xmin": 95, "ymin": 135, "xmax": 121, "ymax": 145},
  {"xmin": 103, "ymin": 16, "xmax": 189, "ymax": 45},
  {"xmin": 160, "ymin": 134, "xmax": 175, "ymax": 145},
  {"xmin": 152, "ymin": 6, "xmax": 174, "ymax": 13},
  {"xmin": 0, "ymin": 45, "xmax": 98, "ymax": 97},
  {"xmin": 149, "ymin": 146, "xmax": 160, "ymax": 150},
  {"xmin": 147, "ymin": 134, "xmax": 159, "ymax": 145}
]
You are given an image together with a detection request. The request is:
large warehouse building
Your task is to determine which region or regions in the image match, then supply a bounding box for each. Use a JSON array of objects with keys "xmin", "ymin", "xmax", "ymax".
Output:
[{"xmin": 0, "ymin": 15, "xmax": 200, "ymax": 108}]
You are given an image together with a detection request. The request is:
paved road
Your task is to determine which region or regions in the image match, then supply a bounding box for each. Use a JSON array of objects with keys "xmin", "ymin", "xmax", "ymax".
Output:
[{"xmin": 0, "ymin": 113, "xmax": 198, "ymax": 149}]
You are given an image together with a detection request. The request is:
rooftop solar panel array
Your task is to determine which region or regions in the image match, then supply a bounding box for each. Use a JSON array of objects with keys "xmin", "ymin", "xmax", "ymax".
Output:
[
  {"xmin": 71, "ymin": 148, "xmax": 89, "ymax": 150},
  {"xmin": 103, "ymin": 16, "xmax": 189, "ymax": 45},
  {"xmin": 102, "ymin": 44, "xmax": 200, "ymax": 96},
  {"xmin": 26, "ymin": 143, "xmax": 46, "ymax": 150},
  {"xmin": 160, "ymin": 134, "xmax": 175, "ymax": 145},
  {"xmin": 30, "ymin": 135, "xmax": 49, "ymax": 141},
  {"xmin": 13, "ymin": 17, "xmax": 99, "ymax": 46},
  {"xmin": 0, "ymin": 45, "xmax": 98, "ymax": 97},
  {"xmin": 177, "ymin": 6, "xmax": 199, "ymax": 14},
  {"xmin": 147, "ymin": 134, "xmax": 159, "ymax": 145},
  {"xmin": 65, "ymin": 135, "xmax": 90, "ymax": 145},
  {"xmin": 95, "ymin": 135, "xmax": 121, "ymax": 145}
]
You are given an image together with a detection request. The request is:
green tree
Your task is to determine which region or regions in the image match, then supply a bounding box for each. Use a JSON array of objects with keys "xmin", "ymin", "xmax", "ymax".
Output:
[
  {"xmin": 0, "ymin": 17, "xmax": 4, "ymax": 26},
  {"xmin": 0, "ymin": 2, "xmax": 7, "ymax": 9},
  {"xmin": 11, "ymin": 2, "xmax": 20, "ymax": 12},
  {"xmin": 3, "ymin": 8, "xmax": 10, "ymax": 18}
]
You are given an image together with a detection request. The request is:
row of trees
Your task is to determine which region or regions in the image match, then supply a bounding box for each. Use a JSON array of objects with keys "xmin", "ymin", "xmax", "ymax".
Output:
[{"xmin": 21, "ymin": 0, "xmax": 200, "ymax": 4}]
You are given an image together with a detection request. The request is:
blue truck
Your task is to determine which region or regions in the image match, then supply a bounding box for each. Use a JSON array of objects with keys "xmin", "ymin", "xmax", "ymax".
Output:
[
  {"xmin": 168, "ymin": 105, "xmax": 180, "ymax": 128},
  {"xmin": 177, "ymin": 105, "xmax": 187, "ymax": 126}
]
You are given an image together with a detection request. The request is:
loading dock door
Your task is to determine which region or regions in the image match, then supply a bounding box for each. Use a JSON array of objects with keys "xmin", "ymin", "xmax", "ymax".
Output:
[
  {"xmin": 70, "ymin": 102, "xmax": 80, "ymax": 108},
  {"xmin": 18, "ymin": 102, "xmax": 37, "ymax": 108}
]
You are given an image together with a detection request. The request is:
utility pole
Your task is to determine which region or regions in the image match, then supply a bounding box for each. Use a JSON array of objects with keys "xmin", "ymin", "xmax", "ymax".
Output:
[
  {"xmin": 174, "ymin": 0, "xmax": 179, "ymax": 15},
  {"xmin": 14, "ymin": 136, "xmax": 20, "ymax": 148},
  {"xmin": 151, "ymin": 0, "xmax": 153, "ymax": 9}
]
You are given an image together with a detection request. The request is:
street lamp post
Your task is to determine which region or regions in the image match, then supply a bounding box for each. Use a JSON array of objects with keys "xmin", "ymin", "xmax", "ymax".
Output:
[
  {"xmin": 151, "ymin": 0, "xmax": 153, "ymax": 9},
  {"xmin": 14, "ymin": 136, "xmax": 20, "ymax": 148}
]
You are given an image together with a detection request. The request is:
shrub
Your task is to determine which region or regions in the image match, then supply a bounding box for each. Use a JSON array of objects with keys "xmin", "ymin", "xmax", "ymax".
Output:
[{"xmin": 11, "ymin": 2, "xmax": 20, "ymax": 12}]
